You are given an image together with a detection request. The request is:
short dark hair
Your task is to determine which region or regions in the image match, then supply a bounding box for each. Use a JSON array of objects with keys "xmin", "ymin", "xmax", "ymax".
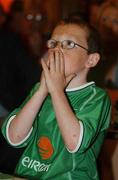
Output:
[{"xmin": 58, "ymin": 17, "xmax": 102, "ymax": 55}]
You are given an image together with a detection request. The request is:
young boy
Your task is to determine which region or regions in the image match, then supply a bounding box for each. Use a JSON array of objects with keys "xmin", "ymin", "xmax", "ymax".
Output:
[{"xmin": 1, "ymin": 18, "xmax": 111, "ymax": 180}]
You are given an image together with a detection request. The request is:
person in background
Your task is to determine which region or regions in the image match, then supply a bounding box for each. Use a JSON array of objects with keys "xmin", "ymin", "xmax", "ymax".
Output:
[
  {"xmin": 1, "ymin": 17, "xmax": 111, "ymax": 179},
  {"xmin": 0, "ymin": 1, "xmax": 41, "ymax": 117},
  {"xmin": 98, "ymin": 2, "xmax": 118, "ymax": 88},
  {"xmin": 24, "ymin": 7, "xmax": 48, "ymax": 59},
  {"xmin": 96, "ymin": 2, "xmax": 118, "ymax": 180},
  {"xmin": 89, "ymin": 0, "xmax": 103, "ymax": 29},
  {"xmin": 0, "ymin": 3, "xmax": 41, "ymax": 174},
  {"xmin": 88, "ymin": 1, "xmax": 118, "ymax": 88}
]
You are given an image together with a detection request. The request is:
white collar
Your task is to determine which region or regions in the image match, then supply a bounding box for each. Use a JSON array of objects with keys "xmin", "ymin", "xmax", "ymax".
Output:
[{"xmin": 66, "ymin": 81, "xmax": 95, "ymax": 92}]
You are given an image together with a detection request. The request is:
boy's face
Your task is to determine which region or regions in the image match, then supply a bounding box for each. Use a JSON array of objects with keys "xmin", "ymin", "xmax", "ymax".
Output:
[{"xmin": 48, "ymin": 24, "xmax": 89, "ymax": 76}]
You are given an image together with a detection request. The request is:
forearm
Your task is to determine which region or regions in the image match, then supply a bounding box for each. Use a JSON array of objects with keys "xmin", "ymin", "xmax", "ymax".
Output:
[
  {"xmin": 9, "ymin": 87, "xmax": 47, "ymax": 144},
  {"xmin": 41, "ymin": 50, "xmax": 81, "ymax": 151},
  {"xmin": 51, "ymin": 90, "xmax": 81, "ymax": 151}
]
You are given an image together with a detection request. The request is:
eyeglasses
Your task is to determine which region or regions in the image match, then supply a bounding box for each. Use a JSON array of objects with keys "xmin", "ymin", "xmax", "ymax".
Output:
[
  {"xmin": 26, "ymin": 14, "xmax": 42, "ymax": 21},
  {"xmin": 47, "ymin": 39, "xmax": 89, "ymax": 51}
]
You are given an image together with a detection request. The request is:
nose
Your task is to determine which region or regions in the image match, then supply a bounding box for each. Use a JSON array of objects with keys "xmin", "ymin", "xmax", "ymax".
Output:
[
  {"xmin": 104, "ymin": 18, "xmax": 113, "ymax": 29},
  {"xmin": 54, "ymin": 41, "xmax": 62, "ymax": 50},
  {"xmin": 48, "ymin": 43, "xmax": 63, "ymax": 54}
]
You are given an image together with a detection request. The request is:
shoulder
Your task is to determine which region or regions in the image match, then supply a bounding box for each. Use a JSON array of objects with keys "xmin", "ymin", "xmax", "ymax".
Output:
[{"xmin": 93, "ymin": 86, "xmax": 111, "ymax": 104}]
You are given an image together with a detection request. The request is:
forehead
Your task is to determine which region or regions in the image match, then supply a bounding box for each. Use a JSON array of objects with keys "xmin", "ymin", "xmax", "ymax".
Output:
[
  {"xmin": 52, "ymin": 24, "xmax": 88, "ymax": 41},
  {"xmin": 101, "ymin": 6, "xmax": 118, "ymax": 18}
]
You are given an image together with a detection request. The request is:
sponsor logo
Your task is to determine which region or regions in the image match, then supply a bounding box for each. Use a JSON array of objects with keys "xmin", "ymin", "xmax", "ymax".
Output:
[
  {"xmin": 22, "ymin": 156, "xmax": 51, "ymax": 172},
  {"xmin": 37, "ymin": 136, "xmax": 54, "ymax": 160}
]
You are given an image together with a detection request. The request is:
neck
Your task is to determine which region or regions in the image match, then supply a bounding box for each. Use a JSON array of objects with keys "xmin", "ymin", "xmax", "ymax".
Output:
[{"xmin": 67, "ymin": 74, "xmax": 87, "ymax": 89}]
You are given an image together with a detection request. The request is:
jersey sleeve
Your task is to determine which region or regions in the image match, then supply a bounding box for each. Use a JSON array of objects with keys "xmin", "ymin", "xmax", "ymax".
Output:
[
  {"xmin": 75, "ymin": 91, "xmax": 111, "ymax": 153},
  {"xmin": 1, "ymin": 83, "xmax": 40, "ymax": 148}
]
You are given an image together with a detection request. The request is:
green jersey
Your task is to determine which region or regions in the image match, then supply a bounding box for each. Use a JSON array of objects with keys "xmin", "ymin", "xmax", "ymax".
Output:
[{"xmin": 2, "ymin": 82, "xmax": 111, "ymax": 180}]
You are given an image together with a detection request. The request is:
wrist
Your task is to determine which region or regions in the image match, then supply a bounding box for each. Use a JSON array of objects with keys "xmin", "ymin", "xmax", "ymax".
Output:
[
  {"xmin": 37, "ymin": 85, "xmax": 48, "ymax": 98},
  {"xmin": 50, "ymin": 88, "xmax": 64, "ymax": 97}
]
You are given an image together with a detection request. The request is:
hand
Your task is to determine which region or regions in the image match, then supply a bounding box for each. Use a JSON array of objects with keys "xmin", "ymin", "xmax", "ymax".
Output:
[
  {"xmin": 39, "ymin": 58, "xmax": 48, "ymax": 96},
  {"xmin": 41, "ymin": 50, "xmax": 75, "ymax": 94}
]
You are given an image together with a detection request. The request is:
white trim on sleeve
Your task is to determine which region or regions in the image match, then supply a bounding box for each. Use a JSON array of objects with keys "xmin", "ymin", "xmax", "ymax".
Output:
[
  {"xmin": 67, "ymin": 121, "xmax": 83, "ymax": 153},
  {"xmin": 6, "ymin": 115, "xmax": 33, "ymax": 146}
]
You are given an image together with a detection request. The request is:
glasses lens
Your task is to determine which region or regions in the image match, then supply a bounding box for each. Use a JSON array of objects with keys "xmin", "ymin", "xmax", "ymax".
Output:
[
  {"xmin": 62, "ymin": 40, "xmax": 75, "ymax": 49},
  {"xmin": 26, "ymin": 14, "xmax": 33, "ymax": 21},
  {"xmin": 47, "ymin": 40, "xmax": 56, "ymax": 49},
  {"xmin": 35, "ymin": 14, "xmax": 42, "ymax": 21}
]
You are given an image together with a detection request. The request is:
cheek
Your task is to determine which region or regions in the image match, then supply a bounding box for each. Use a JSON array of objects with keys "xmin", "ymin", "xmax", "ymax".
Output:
[
  {"xmin": 64, "ymin": 52, "xmax": 87, "ymax": 75},
  {"xmin": 113, "ymin": 24, "xmax": 118, "ymax": 34},
  {"xmin": 64, "ymin": 61, "xmax": 72, "ymax": 75},
  {"xmin": 64, "ymin": 55, "xmax": 80, "ymax": 75}
]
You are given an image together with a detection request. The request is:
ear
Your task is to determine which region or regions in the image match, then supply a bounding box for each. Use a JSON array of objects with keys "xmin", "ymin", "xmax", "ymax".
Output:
[{"xmin": 85, "ymin": 53, "xmax": 100, "ymax": 68}]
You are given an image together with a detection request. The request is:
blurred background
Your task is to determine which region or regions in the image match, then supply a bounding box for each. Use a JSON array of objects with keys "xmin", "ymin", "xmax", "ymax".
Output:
[{"xmin": 0, "ymin": 0, "xmax": 118, "ymax": 179}]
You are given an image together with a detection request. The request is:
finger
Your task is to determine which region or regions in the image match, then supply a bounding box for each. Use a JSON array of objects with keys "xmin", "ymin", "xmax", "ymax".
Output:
[
  {"xmin": 46, "ymin": 59, "xmax": 50, "ymax": 69},
  {"xmin": 55, "ymin": 51, "xmax": 60, "ymax": 72},
  {"xmin": 41, "ymin": 58, "xmax": 49, "ymax": 77},
  {"xmin": 60, "ymin": 51, "xmax": 65, "ymax": 74},
  {"xmin": 49, "ymin": 51, "xmax": 55, "ymax": 72}
]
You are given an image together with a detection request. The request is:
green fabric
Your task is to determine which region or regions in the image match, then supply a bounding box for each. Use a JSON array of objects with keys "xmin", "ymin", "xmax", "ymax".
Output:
[
  {"xmin": 0, "ymin": 173, "xmax": 13, "ymax": 179},
  {"xmin": 2, "ymin": 82, "xmax": 111, "ymax": 180}
]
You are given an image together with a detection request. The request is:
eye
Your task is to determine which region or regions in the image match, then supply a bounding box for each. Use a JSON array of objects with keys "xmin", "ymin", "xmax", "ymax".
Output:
[{"xmin": 63, "ymin": 40, "xmax": 74, "ymax": 49}]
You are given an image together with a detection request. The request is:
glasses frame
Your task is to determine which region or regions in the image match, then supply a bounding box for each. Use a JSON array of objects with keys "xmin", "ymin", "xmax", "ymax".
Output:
[{"xmin": 47, "ymin": 39, "xmax": 89, "ymax": 52}]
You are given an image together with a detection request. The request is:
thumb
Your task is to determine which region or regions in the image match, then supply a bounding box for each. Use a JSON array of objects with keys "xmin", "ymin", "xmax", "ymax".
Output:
[{"xmin": 66, "ymin": 73, "xmax": 76, "ymax": 84}]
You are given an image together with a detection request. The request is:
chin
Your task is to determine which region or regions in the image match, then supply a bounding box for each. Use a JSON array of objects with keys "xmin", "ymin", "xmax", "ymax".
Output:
[{"xmin": 65, "ymin": 71, "xmax": 75, "ymax": 76}]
